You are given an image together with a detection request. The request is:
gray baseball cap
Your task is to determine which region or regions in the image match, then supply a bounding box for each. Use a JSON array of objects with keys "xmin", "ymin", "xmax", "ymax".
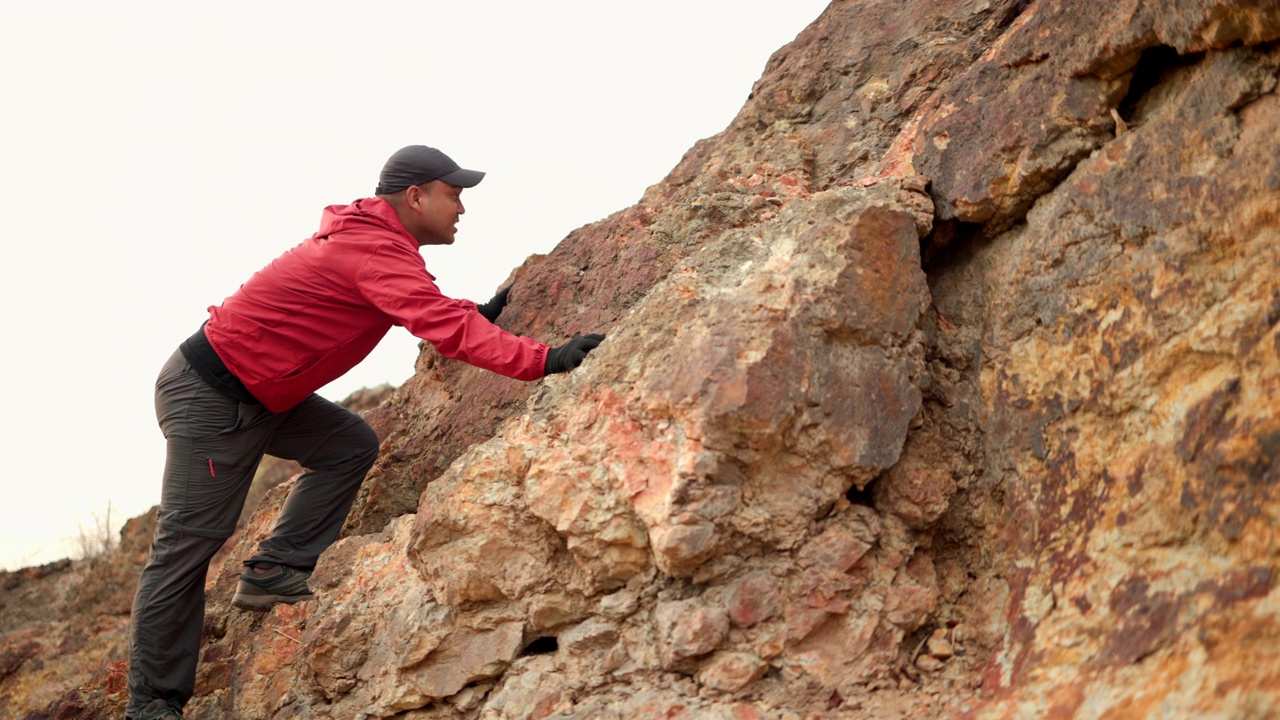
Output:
[{"xmin": 376, "ymin": 145, "xmax": 485, "ymax": 194}]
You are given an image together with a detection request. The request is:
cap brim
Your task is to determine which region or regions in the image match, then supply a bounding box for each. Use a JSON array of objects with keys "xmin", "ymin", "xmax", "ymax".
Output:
[{"xmin": 437, "ymin": 168, "xmax": 485, "ymax": 188}]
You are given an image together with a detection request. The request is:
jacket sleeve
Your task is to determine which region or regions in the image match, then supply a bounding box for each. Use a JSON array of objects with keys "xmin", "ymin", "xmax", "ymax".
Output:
[{"xmin": 356, "ymin": 244, "xmax": 548, "ymax": 381}]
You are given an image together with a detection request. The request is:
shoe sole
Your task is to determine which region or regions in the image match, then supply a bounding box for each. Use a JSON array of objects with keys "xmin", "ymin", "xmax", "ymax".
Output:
[{"xmin": 231, "ymin": 592, "xmax": 315, "ymax": 611}]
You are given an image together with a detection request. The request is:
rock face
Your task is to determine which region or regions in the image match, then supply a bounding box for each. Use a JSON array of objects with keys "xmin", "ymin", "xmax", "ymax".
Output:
[
  {"xmin": 6, "ymin": 1, "xmax": 1280, "ymax": 718},
  {"xmin": 0, "ymin": 512, "xmax": 153, "ymax": 720}
]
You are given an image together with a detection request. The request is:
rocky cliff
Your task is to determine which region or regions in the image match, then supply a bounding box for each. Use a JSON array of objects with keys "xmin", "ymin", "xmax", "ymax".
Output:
[{"xmin": 4, "ymin": 0, "xmax": 1280, "ymax": 717}]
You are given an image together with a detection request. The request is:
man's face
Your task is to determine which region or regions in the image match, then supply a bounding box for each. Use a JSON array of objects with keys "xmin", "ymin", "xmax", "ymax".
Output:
[{"xmin": 407, "ymin": 180, "xmax": 465, "ymax": 246}]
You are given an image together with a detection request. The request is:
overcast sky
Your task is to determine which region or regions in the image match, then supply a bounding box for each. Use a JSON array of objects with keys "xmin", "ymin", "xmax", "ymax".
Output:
[{"xmin": 0, "ymin": 1, "xmax": 829, "ymax": 571}]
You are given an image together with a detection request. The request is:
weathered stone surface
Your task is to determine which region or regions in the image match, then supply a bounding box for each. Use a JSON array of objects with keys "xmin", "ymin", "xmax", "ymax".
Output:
[
  {"xmin": 479, "ymin": 664, "xmax": 571, "ymax": 720},
  {"xmin": 655, "ymin": 597, "xmax": 731, "ymax": 667},
  {"xmin": 952, "ymin": 35, "xmax": 1280, "ymax": 718},
  {"xmin": 874, "ymin": 453, "xmax": 957, "ymax": 530},
  {"xmin": 8, "ymin": 2, "xmax": 1280, "ymax": 719},
  {"xmin": 697, "ymin": 650, "xmax": 769, "ymax": 692},
  {"xmin": 927, "ymin": 627, "xmax": 955, "ymax": 660},
  {"xmin": 340, "ymin": 0, "xmax": 1026, "ymax": 541},
  {"xmin": 413, "ymin": 180, "xmax": 930, "ymax": 589},
  {"xmin": 726, "ymin": 572, "xmax": 783, "ymax": 628},
  {"xmin": 911, "ymin": 0, "xmax": 1280, "ymax": 234},
  {"xmin": 0, "ymin": 511, "xmax": 152, "ymax": 719}
]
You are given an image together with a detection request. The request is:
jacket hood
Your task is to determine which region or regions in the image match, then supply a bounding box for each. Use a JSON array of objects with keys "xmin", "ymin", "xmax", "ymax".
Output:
[{"xmin": 316, "ymin": 197, "xmax": 417, "ymax": 245}]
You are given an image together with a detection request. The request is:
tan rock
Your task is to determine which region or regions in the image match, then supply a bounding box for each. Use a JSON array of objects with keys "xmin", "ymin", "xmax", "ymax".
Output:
[
  {"xmin": 697, "ymin": 651, "xmax": 770, "ymax": 692},
  {"xmin": 655, "ymin": 597, "xmax": 732, "ymax": 667},
  {"xmin": 405, "ymin": 621, "xmax": 524, "ymax": 703},
  {"xmin": 926, "ymin": 628, "xmax": 954, "ymax": 660},
  {"xmin": 483, "ymin": 667, "xmax": 570, "ymax": 719},
  {"xmin": 560, "ymin": 617, "xmax": 621, "ymax": 657},
  {"xmin": 789, "ymin": 609, "xmax": 883, "ymax": 691},
  {"xmin": 915, "ymin": 654, "xmax": 945, "ymax": 673}
]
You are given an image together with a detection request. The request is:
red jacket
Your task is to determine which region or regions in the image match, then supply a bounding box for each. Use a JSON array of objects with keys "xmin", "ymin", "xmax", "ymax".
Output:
[{"xmin": 204, "ymin": 197, "xmax": 548, "ymax": 412}]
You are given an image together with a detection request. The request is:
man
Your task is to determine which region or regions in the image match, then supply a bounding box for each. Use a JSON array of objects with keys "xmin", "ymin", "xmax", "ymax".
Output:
[{"xmin": 126, "ymin": 145, "xmax": 605, "ymax": 720}]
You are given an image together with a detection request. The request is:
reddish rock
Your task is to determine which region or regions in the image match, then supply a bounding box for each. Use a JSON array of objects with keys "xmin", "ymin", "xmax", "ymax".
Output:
[
  {"xmin": 655, "ymin": 597, "xmax": 731, "ymax": 667},
  {"xmin": 726, "ymin": 573, "xmax": 783, "ymax": 628},
  {"xmin": 874, "ymin": 451, "xmax": 957, "ymax": 530},
  {"xmin": 797, "ymin": 527, "xmax": 874, "ymax": 575}
]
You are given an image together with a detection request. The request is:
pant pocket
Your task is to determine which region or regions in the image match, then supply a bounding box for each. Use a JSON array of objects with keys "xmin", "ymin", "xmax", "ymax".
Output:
[
  {"xmin": 159, "ymin": 430, "xmax": 268, "ymax": 540},
  {"xmin": 180, "ymin": 443, "xmax": 265, "ymax": 538},
  {"xmin": 157, "ymin": 371, "xmax": 241, "ymax": 441}
]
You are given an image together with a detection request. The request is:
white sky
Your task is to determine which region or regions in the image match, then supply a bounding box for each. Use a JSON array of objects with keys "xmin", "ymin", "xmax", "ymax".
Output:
[{"xmin": 0, "ymin": 1, "xmax": 829, "ymax": 570}]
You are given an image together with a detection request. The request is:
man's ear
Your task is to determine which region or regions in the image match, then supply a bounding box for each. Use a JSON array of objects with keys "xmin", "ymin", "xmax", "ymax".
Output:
[{"xmin": 404, "ymin": 184, "xmax": 423, "ymax": 207}]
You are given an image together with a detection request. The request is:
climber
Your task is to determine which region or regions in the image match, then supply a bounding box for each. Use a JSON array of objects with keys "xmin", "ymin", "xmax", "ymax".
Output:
[{"xmin": 125, "ymin": 145, "xmax": 605, "ymax": 720}]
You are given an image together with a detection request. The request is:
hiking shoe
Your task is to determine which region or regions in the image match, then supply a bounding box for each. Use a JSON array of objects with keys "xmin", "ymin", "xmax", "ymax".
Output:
[
  {"xmin": 134, "ymin": 698, "xmax": 182, "ymax": 719},
  {"xmin": 231, "ymin": 564, "xmax": 314, "ymax": 610}
]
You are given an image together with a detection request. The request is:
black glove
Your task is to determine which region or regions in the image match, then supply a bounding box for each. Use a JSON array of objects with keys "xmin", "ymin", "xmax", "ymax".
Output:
[
  {"xmin": 544, "ymin": 333, "xmax": 605, "ymax": 374},
  {"xmin": 476, "ymin": 286, "xmax": 511, "ymax": 323}
]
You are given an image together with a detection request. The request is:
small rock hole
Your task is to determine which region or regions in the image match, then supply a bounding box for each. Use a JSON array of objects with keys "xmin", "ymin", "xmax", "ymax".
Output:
[
  {"xmin": 846, "ymin": 479, "xmax": 876, "ymax": 507},
  {"xmin": 1116, "ymin": 45, "xmax": 1184, "ymax": 123},
  {"xmin": 522, "ymin": 636, "xmax": 559, "ymax": 656}
]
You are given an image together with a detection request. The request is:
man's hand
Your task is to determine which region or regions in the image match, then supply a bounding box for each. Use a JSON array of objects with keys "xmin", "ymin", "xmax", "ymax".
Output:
[
  {"xmin": 476, "ymin": 286, "xmax": 511, "ymax": 323},
  {"xmin": 545, "ymin": 334, "xmax": 605, "ymax": 374}
]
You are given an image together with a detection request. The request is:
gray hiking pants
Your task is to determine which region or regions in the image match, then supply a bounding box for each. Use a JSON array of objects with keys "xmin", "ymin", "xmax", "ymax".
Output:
[{"xmin": 126, "ymin": 349, "xmax": 379, "ymax": 716}]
